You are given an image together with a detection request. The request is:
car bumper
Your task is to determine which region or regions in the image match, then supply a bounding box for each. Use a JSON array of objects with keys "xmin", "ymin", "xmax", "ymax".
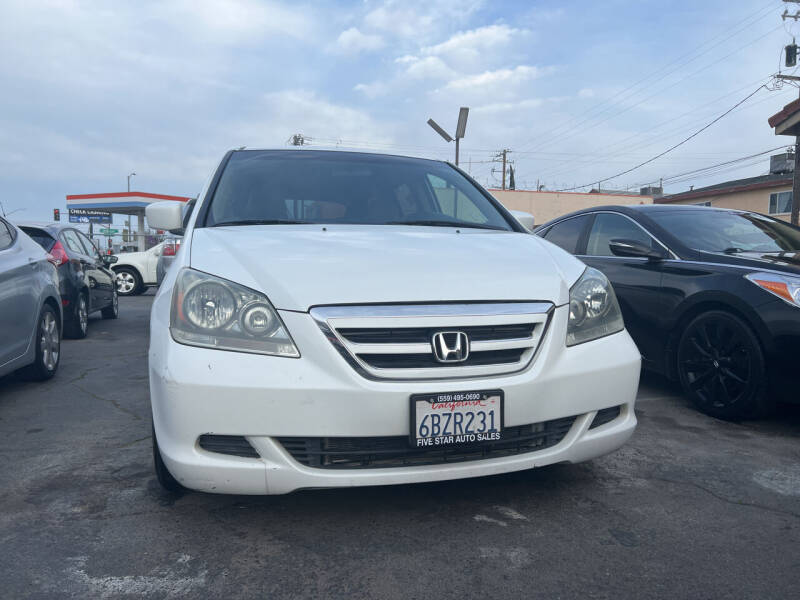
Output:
[{"xmin": 149, "ymin": 300, "xmax": 641, "ymax": 495}]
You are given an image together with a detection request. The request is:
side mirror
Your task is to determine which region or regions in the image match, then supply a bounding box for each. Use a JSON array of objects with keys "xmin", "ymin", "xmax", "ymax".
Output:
[
  {"xmin": 609, "ymin": 238, "xmax": 667, "ymax": 261},
  {"xmin": 103, "ymin": 255, "xmax": 118, "ymax": 265},
  {"xmin": 510, "ymin": 210, "xmax": 535, "ymax": 231},
  {"xmin": 146, "ymin": 201, "xmax": 184, "ymax": 231}
]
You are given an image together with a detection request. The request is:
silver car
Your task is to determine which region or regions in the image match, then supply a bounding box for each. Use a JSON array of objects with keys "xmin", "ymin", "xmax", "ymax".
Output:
[{"xmin": 0, "ymin": 217, "xmax": 63, "ymax": 380}]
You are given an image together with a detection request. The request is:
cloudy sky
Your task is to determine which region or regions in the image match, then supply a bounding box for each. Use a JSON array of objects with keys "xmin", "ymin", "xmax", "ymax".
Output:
[{"xmin": 1, "ymin": 0, "xmax": 797, "ymax": 221}]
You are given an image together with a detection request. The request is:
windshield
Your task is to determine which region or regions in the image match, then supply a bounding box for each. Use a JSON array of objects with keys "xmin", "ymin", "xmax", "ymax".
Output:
[
  {"xmin": 204, "ymin": 151, "xmax": 513, "ymax": 231},
  {"xmin": 649, "ymin": 210, "xmax": 800, "ymax": 253}
]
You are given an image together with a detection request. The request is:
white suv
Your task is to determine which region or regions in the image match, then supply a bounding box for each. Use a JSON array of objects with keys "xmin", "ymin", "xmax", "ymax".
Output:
[
  {"xmin": 112, "ymin": 243, "xmax": 163, "ymax": 296},
  {"xmin": 146, "ymin": 149, "xmax": 640, "ymax": 495}
]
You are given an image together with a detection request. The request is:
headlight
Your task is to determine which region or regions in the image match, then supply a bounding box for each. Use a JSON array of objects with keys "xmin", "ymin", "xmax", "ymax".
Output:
[
  {"xmin": 566, "ymin": 267, "xmax": 625, "ymax": 346},
  {"xmin": 745, "ymin": 272, "xmax": 800, "ymax": 308},
  {"xmin": 170, "ymin": 268, "xmax": 299, "ymax": 357}
]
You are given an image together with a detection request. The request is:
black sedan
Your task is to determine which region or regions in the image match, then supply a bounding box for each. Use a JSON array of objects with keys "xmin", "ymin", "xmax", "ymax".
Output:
[
  {"xmin": 18, "ymin": 222, "xmax": 119, "ymax": 338},
  {"xmin": 535, "ymin": 205, "xmax": 800, "ymax": 420}
]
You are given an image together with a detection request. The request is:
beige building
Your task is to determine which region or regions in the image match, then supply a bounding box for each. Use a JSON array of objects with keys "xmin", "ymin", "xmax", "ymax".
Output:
[
  {"xmin": 490, "ymin": 189, "xmax": 653, "ymax": 225},
  {"xmin": 655, "ymin": 172, "xmax": 794, "ymax": 222}
]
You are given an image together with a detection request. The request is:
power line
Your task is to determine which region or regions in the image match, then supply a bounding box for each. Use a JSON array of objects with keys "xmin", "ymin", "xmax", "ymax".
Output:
[
  {"xmin": 629, "ymin": 145, "xmax": 789, "ymax": 190},
  {"xmin": 552, "ymin": 85, "xmax": 768, "ymax": 192},
  {"xmin": 534, "ymin": 78, "xmax": 790, "ymax": 183},
  {"xmin": 515, "ymin": 1, "xmax": 781, "ymax": 154},
  {"xmin": 524, "ymin": 22, "xmax": 783, "ymax": 159}
]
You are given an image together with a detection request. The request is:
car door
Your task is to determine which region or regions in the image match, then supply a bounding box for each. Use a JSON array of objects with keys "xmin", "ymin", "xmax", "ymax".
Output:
[
  {"xmin": 577, "ymin": 212, "xmax": 669, "ymax": 369},
  {"xmin": 0, "ymin": 218, "xmax": 38, "ymax": 367},
  {"xmin": 76, "ymin": 231, "xmax": 114, "ymax": 307},
  {"xmin": 61, "ymin": 229, "xmax": 101, "ymax": 310}
]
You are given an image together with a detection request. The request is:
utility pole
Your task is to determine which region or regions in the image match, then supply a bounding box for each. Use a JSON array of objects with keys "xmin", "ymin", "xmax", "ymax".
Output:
[
  {"xmin": 502, "ymin": 150, "xmax": 507, "ymax": 190},
  {"xmin": 492, "ymin": 149, "xmax": 512, "ymax": 190}
]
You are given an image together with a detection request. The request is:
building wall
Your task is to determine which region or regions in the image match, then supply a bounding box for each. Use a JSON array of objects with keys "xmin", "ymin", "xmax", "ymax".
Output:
[
  {"xmin": 489, "ymin": 189, "xmax": 653, "ymax": 225},
  {"xmin": 662, "ymin": 186, "xmax": 793, "ymax": 222}
]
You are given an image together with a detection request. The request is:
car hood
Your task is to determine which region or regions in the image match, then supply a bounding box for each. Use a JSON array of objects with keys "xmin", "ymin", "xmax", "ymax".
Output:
[
  {"xmin": 698, "ymin": 250, "xmax": 800, "ymax": 274},
  {"xmin": 189, "ymin": 225, "xmax": 583, "ymax": 311}
]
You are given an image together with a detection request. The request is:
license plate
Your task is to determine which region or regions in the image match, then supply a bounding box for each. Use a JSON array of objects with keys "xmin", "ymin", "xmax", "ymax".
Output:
[{"xmin": 410, "ymin": 390, "xmax": 503, "ymax": 448}]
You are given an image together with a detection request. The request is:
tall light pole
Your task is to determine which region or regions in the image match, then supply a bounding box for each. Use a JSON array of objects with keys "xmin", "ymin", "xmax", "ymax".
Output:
[
  {"xmin": 427, "ymin": 107, "xmax": 469, "ymax": 166},
  {"xmin": 127, "ymin": 171, "xmax": 136, "ymax": 192}
]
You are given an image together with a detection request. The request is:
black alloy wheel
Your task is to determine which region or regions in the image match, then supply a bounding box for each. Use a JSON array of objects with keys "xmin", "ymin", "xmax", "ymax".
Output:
[{"xmin": 677, "ymin": 310, "xmax": 770, "ymax": 420}]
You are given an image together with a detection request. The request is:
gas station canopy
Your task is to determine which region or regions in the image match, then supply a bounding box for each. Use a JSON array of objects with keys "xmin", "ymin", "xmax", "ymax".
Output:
[{"xmin": 65, "ymin": 191, "xmax": 191, "ymax": 251}]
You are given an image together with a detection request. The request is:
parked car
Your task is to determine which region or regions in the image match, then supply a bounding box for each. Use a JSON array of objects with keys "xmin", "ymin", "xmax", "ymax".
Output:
[
  {"xmin": 535, "ymin": 205, "xmax": 800, "ymax": 420},
  {"xmin": 0, "ymin": 217, "xmax": 62, "ymax": 380},
  {"xmin": 18, "ymin": 222, "xmax": 119, "ymax": 338},
  {"xmin": 155, "ymin": 235, "xmax": 181, "ymax": 286},
  {"xmin": 111, "ymin": 242, "xmax": 163, "ymax": 296},
  {"xmin": 145, "ymin": 149, "xmax": 641, "ymax": 494},
  {"xmin": 155, "ymin": 199, "xmax": 195, "ymax": 286}
]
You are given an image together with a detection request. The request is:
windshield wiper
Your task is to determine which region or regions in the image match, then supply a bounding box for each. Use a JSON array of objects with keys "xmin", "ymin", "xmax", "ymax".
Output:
[
  {"xmin": 386, "ymin": 219, "xmax": 506, "ymax": 231},
  {"xmin": 211, "ymin": 219, "xmax": 312, "ymax": 227}
]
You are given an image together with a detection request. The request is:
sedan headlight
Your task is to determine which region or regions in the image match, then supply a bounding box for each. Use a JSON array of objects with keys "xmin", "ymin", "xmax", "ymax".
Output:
[
  {"xmin": 567, "ymin": 267, "xmax": 625, "ymax": 346},
  {"xmin": 170, "ymin": 268, "xmax": 299, "ymax": 357},
  {"xmin": 745, "ymin": 272, "xmax": 800, "ymax": 308}
]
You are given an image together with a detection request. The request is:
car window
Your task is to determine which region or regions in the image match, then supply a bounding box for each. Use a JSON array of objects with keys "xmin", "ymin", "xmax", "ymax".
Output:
[
  {"xmin": 426, "ymin": 174, "xmax": 490, "ymax": 225},
  {"xmin": 648, "ymin": 209, "xmax": 800, "ymax": 253},
  {"xmin": 585, "ymin": 213, "xmax": 657, "ymax": 257},
  {"xmin": 76, "ymin": 231, "xmax": 100, "ymax": 258},
  {"xmin": 19, "ymin": 227, "xmax": 55, "ymax": 251},
  {"xmin": 0, "ymin": 219, "xmax": 14, "ymax": 250},
  {"xmin": 61, "ymin": 229, "xmax": 86, "ymax": 255},
  {"xmin": 541, "ymin": 215, "xmax": 590, "ymax": 254},
  {"xmin": 205, "ymin": 151, "xmax": 513, "ymax": 231}
]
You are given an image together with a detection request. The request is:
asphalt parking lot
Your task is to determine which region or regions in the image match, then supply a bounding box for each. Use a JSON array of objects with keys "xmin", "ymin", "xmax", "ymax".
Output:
[{"xmin": 1, "ymin": 293, "xmax": 798, "ymax": 599}]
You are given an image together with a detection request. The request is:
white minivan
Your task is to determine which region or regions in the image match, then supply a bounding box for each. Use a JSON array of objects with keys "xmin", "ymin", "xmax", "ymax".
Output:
[{"xmin": 146, "ymin": 149, "xmax": 641, "ymax": 495}]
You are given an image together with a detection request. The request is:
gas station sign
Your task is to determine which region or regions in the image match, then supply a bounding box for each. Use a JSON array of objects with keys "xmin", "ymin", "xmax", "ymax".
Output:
[{"xmin": 68, "ymin": 208, "xmax": 112, "ymax": 224}]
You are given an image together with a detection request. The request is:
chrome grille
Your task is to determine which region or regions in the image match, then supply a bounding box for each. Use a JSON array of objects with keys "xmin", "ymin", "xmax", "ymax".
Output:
[{"xmin": 310, "ymin": 302, "xmax": 552, "ymax": 380}]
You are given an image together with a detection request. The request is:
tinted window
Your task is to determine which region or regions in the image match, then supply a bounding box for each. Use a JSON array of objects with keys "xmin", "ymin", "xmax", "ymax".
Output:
[
  {"xmin": 205, "ymin": 151, "xmax": 512, "ymax": 230},
  {"xmin": 649, "ymin": 210, "xmax": 800, "ymax": 253},
  {"xmin": 0, "ymin": 219, "xmax": 13, "ymax": 250},
  {"xmin": 541, "ymin": 215, "xmax": 590, "ymax": 254},
  {"xmin": 61, "ymin": 230, "xmax": 85, "ymax": 255},
  {"xmin": 586, "ymin": 213, "xmax": 657, "ymax": 256},
  {"xmin": 76, "ymin": 231, "xmax": 100, "ymax": 258},
  {"xmin": 19, "ymin": 227, "xmax": 55, "ymax": 251}
]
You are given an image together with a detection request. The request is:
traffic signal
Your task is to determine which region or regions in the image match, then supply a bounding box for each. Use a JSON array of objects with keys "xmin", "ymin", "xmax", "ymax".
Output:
[
  {"xmin": 787, "ymin": 43, "xmax": 797, "ymax": 68},
  {"xmin": 53, "ymin": 208, "xmax": 60, "ymax": 221}
]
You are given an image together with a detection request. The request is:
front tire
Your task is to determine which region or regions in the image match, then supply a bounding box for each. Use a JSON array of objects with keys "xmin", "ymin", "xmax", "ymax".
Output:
[
  {"xmin": 152, "ymin": 424, "xmax": 185, "ymax": 492},
  {"xmin": 64, "ymin": 293, "xmax": 89, "ymax": 339},
  {"xmin": 19, "ymin": 304, "xmax": 60, "ymax": 381},
  {"xmin": 101, "ymin": 289, "xmax": 119, "ymax": 319},
  {"xmin": 676, "ymin": 310, "xmax": 771, "ymax": 420},
  {"xmin": 115, "ymin": 267, "xmax": 142, "ymax": 296}
]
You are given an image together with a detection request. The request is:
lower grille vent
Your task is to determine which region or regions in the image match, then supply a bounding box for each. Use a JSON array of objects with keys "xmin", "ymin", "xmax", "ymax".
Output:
[
  {"xmin": 277, "ymin": 416, "xmax": 576, "ymax": 469},
  {"xmin": 589, "ymin": 406, "xmax": 622, "ymax": 429},
  {"xmin": 198, "ymin": 435, "xmax": 259, "ymax": 458}
]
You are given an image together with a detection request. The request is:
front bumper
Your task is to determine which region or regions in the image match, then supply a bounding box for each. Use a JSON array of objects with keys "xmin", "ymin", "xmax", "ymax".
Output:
[{"xmin": 149, "ymin": 298, "xmax": 641, "ymax": 495}]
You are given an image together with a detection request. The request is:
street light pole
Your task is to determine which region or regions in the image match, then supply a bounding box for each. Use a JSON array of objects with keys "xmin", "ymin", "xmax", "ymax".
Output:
[
  {"xmin": 127, "ymin": 171, "xmax": 136, "ymax": 192},
  {"xmin": 427, "ymin": 107, "xmax": 469, "ymax": 166}
]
